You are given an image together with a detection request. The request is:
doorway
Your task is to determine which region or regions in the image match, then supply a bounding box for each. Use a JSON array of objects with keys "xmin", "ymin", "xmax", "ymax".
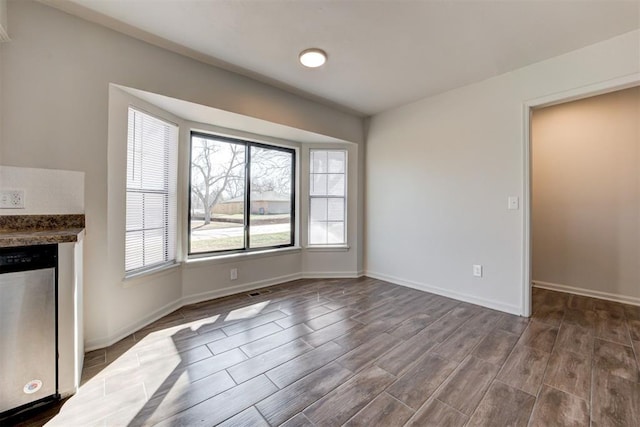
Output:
[{"xmin": 522, "ymin": 74, "xmax": 640, "ymax": 316}]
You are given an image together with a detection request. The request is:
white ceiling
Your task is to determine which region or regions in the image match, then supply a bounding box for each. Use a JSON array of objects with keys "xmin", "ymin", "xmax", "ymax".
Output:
[{"xmin": 49, "ymin": 0, "xmax": 640, "ymax": 116}]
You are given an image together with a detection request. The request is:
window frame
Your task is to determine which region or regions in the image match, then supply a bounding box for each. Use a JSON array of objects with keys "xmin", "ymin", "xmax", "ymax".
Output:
[
  {"xmin": 124, "ymin": 107, "xmax": 178, "ymax": 277},
  {"xmin": 188, "ymin": 131, "xmax": 296, "ymax": 257},
  {"xmin": 308, "ymin": 149, "xmax": 348, "ymax": 246}
]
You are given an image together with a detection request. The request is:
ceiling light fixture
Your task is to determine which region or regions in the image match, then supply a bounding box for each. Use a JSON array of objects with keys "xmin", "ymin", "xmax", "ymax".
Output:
[{"xmin": 299, "ymin": 48, "xmax": 327, "ymax": 68}]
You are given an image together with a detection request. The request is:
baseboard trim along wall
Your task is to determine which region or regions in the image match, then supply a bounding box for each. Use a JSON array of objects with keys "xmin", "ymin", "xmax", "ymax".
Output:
[
  {"xmin": 85, "ymin": 298, "xmax": 185, "ymax": 351},
  {"xmin": 181, "ymin": 272, "xmax": 305, "ymax": 307},
  {"xmin": 532, "ymin": 280, "xmax": 640, "ymax": 307},
  {"xmin": 366, "ymin": 271, "xmax": 523, "ymax": 316},
  {"xmin": 85, "ymin": 271, "xmax": 363, "ymax": 351},
  {"xmin": 302, "ymin": 271, "xmax": 364, "ymax": 279}
]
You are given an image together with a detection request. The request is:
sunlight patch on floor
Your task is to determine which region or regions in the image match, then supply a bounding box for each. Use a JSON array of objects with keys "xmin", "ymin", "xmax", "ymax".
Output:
[{"xmin": 225, "ymin": 300, "xmax": 270, "ymax": 321}]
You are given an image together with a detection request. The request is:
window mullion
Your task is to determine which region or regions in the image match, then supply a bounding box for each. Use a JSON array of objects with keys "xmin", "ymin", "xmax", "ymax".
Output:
[
  {"xmin": 290, "ymin": 149, "xmax": 296, "ymax": 247},
  {"xmin": 325, "ymin": 188, "xmax": 330, "ymax": 243},
  {"xmin": 142, "ymin": 189, "xmax": 146, "ymax": 267},
  {"xmin": 244, "ymin": 143, "xmax": 251, "ymax": 250}
]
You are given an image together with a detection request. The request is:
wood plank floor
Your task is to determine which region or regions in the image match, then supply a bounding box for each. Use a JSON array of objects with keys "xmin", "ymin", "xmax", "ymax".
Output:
[{"xmin": 11, "ymin": 278, "xmax": 640, "ymax": 426}]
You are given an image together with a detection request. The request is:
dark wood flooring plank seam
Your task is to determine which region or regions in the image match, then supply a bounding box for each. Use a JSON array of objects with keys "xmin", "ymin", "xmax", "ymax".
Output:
[
  {"xmin": 223, "ymin": 321, "xmax": 302, "ymax": 358},
  {"xmin": 374, "ymin": 343, "xmax": 427, "ymax": 379},
  {"xmin": 302, "ymin": 365, "xmax": 396, "ymax": 425},
  {"xmin": 374, "ymin": 306, "xmax": 478, "ymax": 378},
  {"xmin": 226, "ymin": 338, "xmax": 315, "ymax": 385},
  {"xmin": 434, "ymin": 398, "xmax": 468, "ymax": 418},
  {"xmin": 387, "ymin": 392, "xmax": 415, "ymax": 412},
  {"xmin": 529, "ymin": 384, "xmax": 590, "ymax": 427},
  {"xmin": 255, "ymin": 362, "xmax": 357, "ymax": 425},
  {"xmin": 594, "ymin": 334, "xmax": 637, "ymax": 348},
  {"xmin": 402, "ymin": 398, "xmax": 468, "ymax": 427},
  {"xmin": 543, "ymin": 346, "xmax": 593, "ymax": 403},
  {"xmin": 343, "ymin": 392, "xmax": 415, "ymax": 427},
  {"xmin": 428, "ymin": 315, "xmax": 488, "ymax": 362},
  {"xmin": 533, "ymin": 308, "xmax": 565, "ymax": 400},
  {"xmin": 542, "ymin": 382, "xmax": 590, "ymax": 405},
  {"xmin": 496, "ymin": 345, "xmax": 551, "ymax": 398},
  {"xmin": 266, "ymin": 341, "xmax": 350, "ymax": 389},
  {"xmin": 493, "ymin": 326, "xmax": 524, "ymax": 389},
  {"xmin": 334, "ymin": 333, "xmax": 406, "ymax": 374},
  {"xmin": 462, "ymin": 377, "xmax": 507, "ymax": 425},
  {"xmin": 406, "ymin": 354, "xmax": 491, "ymax": 420}
]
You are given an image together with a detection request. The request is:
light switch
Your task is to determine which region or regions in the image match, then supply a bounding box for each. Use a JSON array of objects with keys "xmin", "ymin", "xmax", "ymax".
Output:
[
  {"xmin": 473, "ymin": 264, "xmax": 483, "ymax": 277},
  {"xmin": 508, "ymin": 196, "xmax": 519, "ymax": 210}
]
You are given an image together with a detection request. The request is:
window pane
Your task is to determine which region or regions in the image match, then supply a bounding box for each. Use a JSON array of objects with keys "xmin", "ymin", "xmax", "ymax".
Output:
[
  {"xmin": 125, "ymin": 230, "xmax": 143, "ymax": 271},
  {"xmin": 327, "ymin": 222, "xmax": 345, "ymax": 244},
  {"xmin": 189, "ymin": 137, "xmax": 246, "ymax": 253},
  {"xmin": 309, "ymin": 149, "xmax": 347, "ymax": 246},
  {"xmin": 310, "ymin": 198, "xmax": 328, "ymax": 222},
  {"xmin": 310, "ymin": 222, "xmax": 327, "ymax": 245},
  {"xmin": 311, "ymin": 150, "xmax": 327, "ymax": 173},
  {"xmin": 189, "ymin": 134, "xmax": 295, "ymax": 254},
  {"xmin": 327, "ymin": 198, "xmax": 344, "ymax": 221},
  {"xmin": 125, "ymin": 108, "xmax": 177, "ymax": 274},
  {"xmin": 249, "ymin": 146, "xmax": 293, "ymax": 248},
  {"xmin": 310, "ymin": 174, "xmax": 327, "ymax": 196},
  {"xmin": 327, "ymin": 174, "xmax": 345, "ymax": 196},
  {"xmin": 126, "ymin": 192, "xmax": 143, "ymax": 231},
  {"xmin": 327, "ymin": 151, "xmax": 346, "ymax": 173},
  {"xmin": 143, "ymin": 228, "xmax": 165, "ymax": 266},
  {"xmin": 143, "ymin": 193, "xmax": 165, "ymax": 229},
  {"xmin": 140, "ymin": 122, "xmax": 167, "ymax": 191},
  {"xmin": 127, "ymin": 112, "xmax": 142, "ymax": 189}
]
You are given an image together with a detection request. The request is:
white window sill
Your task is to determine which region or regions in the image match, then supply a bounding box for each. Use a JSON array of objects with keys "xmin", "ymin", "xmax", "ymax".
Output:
[
  {"xmin": 305, "ymin": 245, "xmax": 350, "ymax": 252},
  {"xmin": 122, "ymin": 262, "xmax": 180, "ymax": 288},
  {"xmin": 184, "ymin": 246, "xmax": 302, "ymax": 268}
]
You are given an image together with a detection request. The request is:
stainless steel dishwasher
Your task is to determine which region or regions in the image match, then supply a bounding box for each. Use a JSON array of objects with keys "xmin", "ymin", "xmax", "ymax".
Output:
[{"xmin": 0, "ymin": 244, "xmax": 59, "ymax": 418}]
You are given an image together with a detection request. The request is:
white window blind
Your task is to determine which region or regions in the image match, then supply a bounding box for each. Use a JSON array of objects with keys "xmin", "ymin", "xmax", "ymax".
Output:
[
  {"xmin": 309, "ymin": 150, "xmax": 347, "ymax": 245},
  {"xmin": 125, "ymin": 108, "xmax": 178, "ymax": 274}
]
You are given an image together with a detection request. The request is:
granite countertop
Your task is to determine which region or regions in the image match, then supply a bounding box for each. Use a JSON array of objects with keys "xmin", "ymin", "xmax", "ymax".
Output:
[{"xmin": 0, "ymin": 214, "xmax": 85, "ymax": 248}]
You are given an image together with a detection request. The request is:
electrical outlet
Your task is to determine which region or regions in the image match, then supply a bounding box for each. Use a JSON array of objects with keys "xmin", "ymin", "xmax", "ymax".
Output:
[
  {"xmin": 473, "ymin": 264, "xmax": 483, "ymax": 277},
  {"xmin": 0, "ymin": 190, "xmax": 25, "ymax": 209},
  {"xmin": 230, "ymin": 268, "xmax": 238, "ymax": 280}
]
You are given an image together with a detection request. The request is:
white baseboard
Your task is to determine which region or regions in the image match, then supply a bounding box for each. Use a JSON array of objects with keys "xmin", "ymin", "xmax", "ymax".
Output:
[
  {"xmin": 302, "ymin": 271, "xmax": 363, "ymax": 279},
  {"xmin": 366, "ymin": 270, "xmax": 523, "ymax": 316},
  {"xmin": 85, "ymin": 298, "xmax": 185, "ymax": 351},
  {"xmin": 181, "ymin": 272, "xmax": 304, "ymax": 306},
  {"xmin": 532, "ymin": 280, "xmax": 640, "ymax": 307},
  {"xmin": 87, "ymin": 271, "xmax": 369, "ymax": 351}
]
